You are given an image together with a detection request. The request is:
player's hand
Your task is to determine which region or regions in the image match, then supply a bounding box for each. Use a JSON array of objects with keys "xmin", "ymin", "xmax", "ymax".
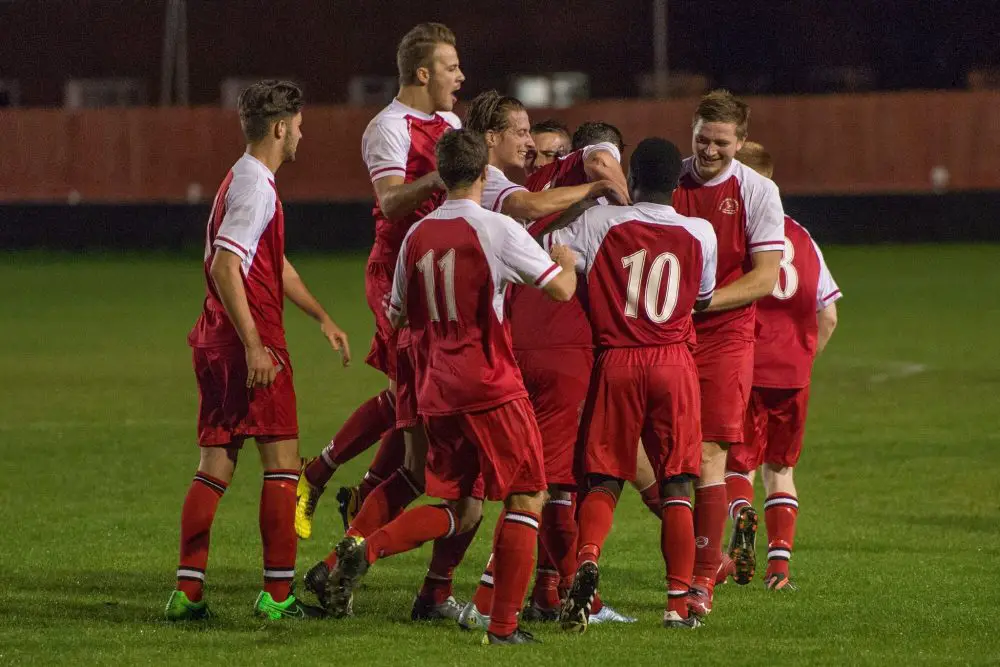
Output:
[
  {"xmin": 549, "ymin": 243, "xmax": 578, "ymax": 270},
  {"xmin": 246, "ymin": 344, "xmax": 279, "ymax": 389},
  {"xmin": 591, "ymin": 179, "xmax": 631, "ymax": 205},
  {"xmin": 321, "ymin": 317, "xmax": 352, "ymax": 367}
]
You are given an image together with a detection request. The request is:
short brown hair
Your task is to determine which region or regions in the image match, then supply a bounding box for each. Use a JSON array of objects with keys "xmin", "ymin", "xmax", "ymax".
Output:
[
  {"xmin": 464, "ymin": 90, "xmax": 525, "ymax": 134},
  {"xmin": 693, "ymin": 89, "xmax": 750, "ymax": 139},
  {"xmin": 238, "ymin": 80, "xmax": 303, "ymax": 142},
  {"xmin": 435, "ymin": 129, "xmax": 488, "ymax": 190},
  {"xmin": 397, "ymin": 23, "xmax": 457, "ymax": 86},
  {"xmin": 736, "ymin": 141, "xmax": 774, "ymax": 179}
]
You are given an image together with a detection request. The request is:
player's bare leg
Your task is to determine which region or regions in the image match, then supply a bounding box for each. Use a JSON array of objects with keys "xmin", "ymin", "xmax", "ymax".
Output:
[
  {"xmin": 255, "ymin": 438, "xmax": 324, "ymax": 619},
  {"xmin": 660, "ymin": 477, "xmax": 700, "ymax": 629},
  {"xmin": 631, "ymin": 444, "xmax": 661, "ymax": 517},
  {"xmin": 689, "ymin": 441, "xmax": 730, "ymax": 616},
  {"xmin": 761, "ymin": 463, "xmax": 799, "ymax": 590},
  {"xmin": 483, "ymin": 491, "xmax": 545, "ymax": 645},
  {"xmin": 296, "ymin": 379, "xmax": 398, "ymax": 539},
  {"xmin": 166, "ymin": 444, "xmax": 240, "ymax": 621},
  {"xmin": 561, "ymin": 476, "xmax": 623, "ymax": 634}
]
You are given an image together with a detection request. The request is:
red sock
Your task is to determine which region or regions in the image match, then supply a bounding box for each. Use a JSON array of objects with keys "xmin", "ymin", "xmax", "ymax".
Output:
[
  {"xmin": 364, "ymin": 504, "xmax": 456, "ymax": 563},
  {"xmin": 358, "ymin": 429, "xmax": 406, "ymax": 502},
  {"xmin": 176, "ymin": 472, "xmax": 228, "ymax": 602},
  {"xmin": 725, "ymin": 471, "xmax": 754, "ymax": 520},
  {"xmin": 537, "ymin": 496, "xmax": 577, "ymax": 605},
  {"xmin": 661, "ymin": 496, "xmax": 695, "ymax": 617},
  {"xmin": 305, "ymin": 391, "xmax": 395, "ymax": 488},
  {"xmin": 418, "ymin": 519, "xmax": 482, "ymax": 605},
  {"xmin": 323, "ymin": 466, "xmax": 422, "ymax": 568},
  {"xmin": 693, "ymin": 483, "xmax": 728, "ymax": 590},
  {"xmin": 261, "ymin": 469, "xmax": 299, "ymax": 602},
  {"xmin": 487, "ymin": 510, "xmax": 540, "ymax": 638},
  {"xmin": 471, "ymin": 512, "xmax": 504, "ymax": 613},
  {"xmin": 576, "ymin": 487, "xmax": 618, "ymax": 566},
  {"xmin": 639, "ymin": 482, "xmax": 662, "ymax": 518},
  {"xmin": 764, "ymin": 493, "xmax": 799, "ymax": 577}
]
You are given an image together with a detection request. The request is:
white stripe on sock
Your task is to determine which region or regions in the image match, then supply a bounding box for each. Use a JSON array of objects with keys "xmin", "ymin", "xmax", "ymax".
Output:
[
  {"xmin": 547, "ymin": 499, "xmax": 573, "ymax": 507},
  {"xmin": 764, "ymin": 497, "xmax": 799, "ymax": 510},
  {"xmin": 768, "ymin": 549, "xmax": 792, "ymax": 561},
  {"xmin": 265, "ymin": 473, "xmax": 300, "ymax": 483},
  {"xmin": 480, "ymin": 573, "xmax": 494, "ymax": 586},
  {"xmin": 320, "ymin": 445, "xmax": 336, "ymax": 467},
  {"xmin": 264, "ymin": 568, "xmax": 295, "ymax": 579},
  {"xmin": 504, "ymin": 513, "xmax": 539, "ymax": 530},
  {"xmin": 176, "ymin": 568, "xmax": 205, "ymax": 581}
]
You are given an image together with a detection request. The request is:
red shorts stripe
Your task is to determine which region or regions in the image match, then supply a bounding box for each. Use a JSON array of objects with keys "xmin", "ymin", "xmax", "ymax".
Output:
[{"xmin": 193, "ymin": 346, "xmax": 298, "ymax": 447}]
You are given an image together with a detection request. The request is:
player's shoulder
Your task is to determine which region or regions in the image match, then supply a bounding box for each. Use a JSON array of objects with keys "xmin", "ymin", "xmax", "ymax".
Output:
[
  {"xmin": 364, "ymin": 102, "xmax": 409, "ymax": 138},
  {"xmin": 228, "ymin": 155, "xmax": 276, "ymax": 202},
  {"xmin": 436, "ymin": 111, "xmax": 462, "ymax": 129},
  {"xmin": 732, "ymin": 159, "xmax": 779, "ymax": 194}
]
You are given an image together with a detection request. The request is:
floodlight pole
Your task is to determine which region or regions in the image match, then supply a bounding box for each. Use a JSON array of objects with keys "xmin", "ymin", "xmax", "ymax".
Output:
[
  {"xmin": 160, "ymin": 0, "xmax": 189, "ymax": 106},
  {"xmin": 653, "ymin": 0, "xmax": 668, "ymax": 98}
]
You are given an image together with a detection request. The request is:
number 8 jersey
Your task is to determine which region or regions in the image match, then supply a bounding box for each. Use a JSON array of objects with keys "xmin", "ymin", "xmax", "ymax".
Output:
[
  {"xmin": 389, "ymin": 198, "xmax": 564, "ymax": 416},
  {"xmin": 546, "ymin": 202, "xmax": 718, "ymax": 349}
]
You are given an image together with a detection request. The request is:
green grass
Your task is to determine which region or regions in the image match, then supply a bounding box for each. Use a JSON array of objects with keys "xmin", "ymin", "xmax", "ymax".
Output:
[{"xmin": 1, "ymin": 246, "xmax": 999, "ymax": 665}]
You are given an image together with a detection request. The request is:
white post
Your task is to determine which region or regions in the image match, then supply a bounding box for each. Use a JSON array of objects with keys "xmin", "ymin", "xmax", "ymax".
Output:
[{"xmin": 653, "ymin": 0, "xmax": 668, "ymax": 98}]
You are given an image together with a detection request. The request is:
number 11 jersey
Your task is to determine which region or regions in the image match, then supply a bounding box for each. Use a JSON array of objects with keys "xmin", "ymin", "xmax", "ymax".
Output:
[{"xmin": 389, "ymin": 198, "xmax": 563, "ymax": 417}]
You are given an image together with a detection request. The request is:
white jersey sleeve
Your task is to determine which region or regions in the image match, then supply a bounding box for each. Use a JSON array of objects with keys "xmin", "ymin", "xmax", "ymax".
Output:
[
  {"xmin": 496, "ymin": 216, "xmax": 562, "ymax": 288},
  {"xmin": 361, "ymin": 116, "xmax": 410, "ymax": 183},
  {"xmin": 543, "ymin": 206, "xmax": 603, "ymax": 274},
  {"xmin": 482, "ymin": 165, "xmax": 527, "ymax": 213},
  {"xmin": 812, "ymin": 240, "xmax": 843, "ymax": 311},
  {"xmin": 581, "ymin": 141, "xmax": 622, "ymax": 164},
  {"xmin": 694, "ymin": 220, "xmax": 718, "ymax": 300},
  {"xmin": 741, "ymin": 169, "xmax": 786, "ymax": 254},
  {"xmin": 214, "ymin": 171, "xmax": 276, "ymax": 272}
]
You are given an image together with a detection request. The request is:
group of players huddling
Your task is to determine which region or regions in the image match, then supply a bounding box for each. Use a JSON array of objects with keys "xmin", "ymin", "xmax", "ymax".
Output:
[{"xmin": 164, "ymin": 23, "xmax": 842, "ymax": 645}]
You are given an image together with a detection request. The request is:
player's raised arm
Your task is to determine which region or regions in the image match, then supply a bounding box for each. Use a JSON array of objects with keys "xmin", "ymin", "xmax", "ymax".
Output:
[
  {"xmin": 502, "ymin": 180, "xmax": 624, "ymax": 220},
  {"xmin": 282, "ymin": 256, "xmax": 351, "ymax": 366},
  {"xmin": 583, "ymin": 147, "xmax": 630, "ymax": 204},
  {"xmin": 373, "ymin": 172, "xmax": 446, "ymax": 222}
]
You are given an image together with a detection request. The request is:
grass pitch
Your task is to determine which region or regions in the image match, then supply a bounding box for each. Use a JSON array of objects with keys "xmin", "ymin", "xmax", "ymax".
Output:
[{"xmin": 1, "ymin": 246, "xmax": 998, "ymax": 665}]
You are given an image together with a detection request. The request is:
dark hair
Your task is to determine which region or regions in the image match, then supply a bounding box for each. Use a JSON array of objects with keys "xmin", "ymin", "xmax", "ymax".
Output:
[
  {"xmin": 530, "ymin": 118, "xmax": 570, "ymax": 138},
  {"xmin": 238, "ymin": 80, "xmax": 303, "ymax": 142},
  {"xmin": 397, "ymin": 23, "xmax": 457, "ymax": 86},
  {"xmin": 435, "ymin": 129, "xmax": 488, "ymax": 190},
  {"xmin": 629, "ymin": 137, "xmax": 683, "ymax": 194},
  {"xmin": 735, "ymin": 141, "xmax": 774, "ymax": 178},
  {"xmin": 571, "ymin": 121, "xmax": 624, "ymax": 152},
  {"xmin": 693, "ymin": 89, "xmax": 750, "ymax": 138},
  {"xmin": 464, "ymin": 90, "xmax": 526, "ymax": 134}
]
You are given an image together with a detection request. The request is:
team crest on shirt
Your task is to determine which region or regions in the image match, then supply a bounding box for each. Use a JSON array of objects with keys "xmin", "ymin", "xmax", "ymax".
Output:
[{"xmin": 718, "ymin": 197, "xmax": 740, "ymax": 215}]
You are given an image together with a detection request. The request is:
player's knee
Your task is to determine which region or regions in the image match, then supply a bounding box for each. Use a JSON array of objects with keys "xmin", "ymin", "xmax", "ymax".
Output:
[
  {"xmin": 547, "ymin": 485, "xmax": 573, "ymax": 502},
  {"xmin": 585, "ymin": 474, "xmax": 624, "ymax": 500},
  {"xmin": 257, "ymin": 438, "xmax": 300, "ymax": 471},
  {"xmin": 453, "ymin": 497, "xmax": 484, "ymax": 533},
  {"xmin": 700, "ymin": 443, "xmax": 728, "ymax": 479},
  {"xmin": 198, "ymin": 444, "xmax": 240, "ymax": 482},
  {"xmin": 505, "ymin": 490, "xmax": 546, "ymax": 515},
  {"xmin": 660, "ymin": 474, "xmax": 694, "ymax": 499}
]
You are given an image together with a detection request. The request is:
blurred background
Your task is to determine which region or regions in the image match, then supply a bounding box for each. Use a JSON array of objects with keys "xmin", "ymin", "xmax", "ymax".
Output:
[{"xmin": 1, "ymin": 0, "xmax": 999, "ymax": 249}]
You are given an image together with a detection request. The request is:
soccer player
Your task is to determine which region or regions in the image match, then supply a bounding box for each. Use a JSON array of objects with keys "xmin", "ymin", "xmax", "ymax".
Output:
[
  {"xmin": 323, "ymin": 129, "xmax": 578, "ymax": 645},
  {"xmin": 671, "ymin": 90, "xmax": 785, "ymax": 617},
  {"xmin": 546, "ymin": 138, "xmax": 717, "ymax": 632},
  {"xmin": 165, "ymin": 80, "xmax": 350, "ymax": 621},
  {"xmin": 296, "ymin": 23, "xmax": 464, "ymax": 539},
  {"xmin": 466, "ymin": 90, "xmax": 627, "ymax": 219},
  {"xmin": 459, "ymin": 121, "xmax": 635, "ymax": 629},
  {"xmin": 527, "ymin": 118, "xmax": 572, "ymax": 172},
  {"xmin": 720, "ymin": 142, "xmax": 842, "ymax": 590}
]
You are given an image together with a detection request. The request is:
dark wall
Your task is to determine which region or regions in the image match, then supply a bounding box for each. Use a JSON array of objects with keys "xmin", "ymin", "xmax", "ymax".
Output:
[{"xmin": 3, "ymin": 194, "xmax": 998, "ymax": 252}]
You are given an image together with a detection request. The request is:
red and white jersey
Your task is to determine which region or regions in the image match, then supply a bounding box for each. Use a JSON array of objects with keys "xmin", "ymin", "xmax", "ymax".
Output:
[
  {"xmin": 524, "ymin": 142, "xmax": 622, "ymax": 236},
  {"xmin": 362, "ymin": 98, "xmax": 461, "ymax": 265},
  {"xmin": 481, "ymin": 164, "xmax": 527, "ymax": 213},
  {"xmin": 547, "ymin": 203, "xmax": 717, "ymax": 349},
  {"xmin": 389, "ymin": 199, "xmax": 562, "ymax": 416},
  {"xmin": 507, "ymin": 142, "xmax": 620, "ymax": 351},
  {"xmin": 189, "ymin": 153, "xmax": 285, "ymax": 349},
  {"xmin": 753, "ymin": 216, "xmax": 842, "ymax": 389},
  {"xmin": 672, "ymin": 157, "xmax": 785, "ymax": 339}
]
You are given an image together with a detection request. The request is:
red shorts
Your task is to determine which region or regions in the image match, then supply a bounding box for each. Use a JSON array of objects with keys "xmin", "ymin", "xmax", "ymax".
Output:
[
  {"xmin": 364, "ymin": 261, "xmax": 398, "ymax": 381},
  {"xmin": 193, "ymin": 346, "xmax": 298, "ymax": 447},
  {"xmin": 515, "ymin": 347, "xmax": 593, "ymax": 487},
  {"xmin": 728, "ymin": 386, "xmax": 810, "ymax": 472},
  {"xmin": 693, "ymin": 332, "xmax": 754, "ymax": 444},
  {"xmin": 394, "ymin": 343, "xmax": 420, "ymax": 429},
  {"xmin": 423, "ymin": 398, "xmax": 546, "ymax": 502},
  {"xmin": 579, "ymin": 346, "xmax": 701, "ymax": 482}
]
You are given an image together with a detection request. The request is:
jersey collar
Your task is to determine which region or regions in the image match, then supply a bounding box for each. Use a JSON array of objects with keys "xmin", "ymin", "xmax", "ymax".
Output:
[
  {"xmin": 687, "ymin": 156, "xmax": 736, "ymax": 187},
  {"xmin": 391, "ymin": 97, "xmax": 437, "ymax": 121},
  {"xmin": 240, "ymin": 152, "xmax": 275, "ymax": 180}
]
